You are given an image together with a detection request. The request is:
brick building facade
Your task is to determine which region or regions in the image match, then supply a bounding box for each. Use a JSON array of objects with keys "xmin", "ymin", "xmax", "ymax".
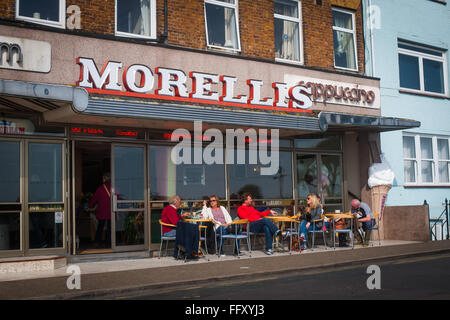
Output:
[{"xmin": 0, "ymin": 0, "xmax": 365, "ymax": 72}]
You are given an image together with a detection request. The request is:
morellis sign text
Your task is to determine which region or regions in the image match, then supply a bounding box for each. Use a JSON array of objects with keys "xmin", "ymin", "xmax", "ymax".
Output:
[{"xmin": 76, "ymin": 57, "xmax": 377, "ymax": 113}]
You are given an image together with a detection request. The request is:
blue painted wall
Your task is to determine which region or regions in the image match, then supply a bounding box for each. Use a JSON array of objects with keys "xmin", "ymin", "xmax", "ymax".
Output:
[{"xmin": 363, "ymin": 0, "xmax": 450, "ymax": 218}]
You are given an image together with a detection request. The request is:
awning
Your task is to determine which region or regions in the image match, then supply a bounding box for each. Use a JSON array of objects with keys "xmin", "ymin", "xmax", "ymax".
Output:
[
  {"xmin": 78, "ymin": 97, "xmax": 322, "ymax": 132},
  {"xmin": 318, "ymin": 112, "xmax": 420, "ymax": 132},
  {"xmin": 0, "ymin": 80, "xmax": 420, "ymax": 135},
  {"xmin": 0, "ymin": 79, "xmax": 88, "ymax": 116}
]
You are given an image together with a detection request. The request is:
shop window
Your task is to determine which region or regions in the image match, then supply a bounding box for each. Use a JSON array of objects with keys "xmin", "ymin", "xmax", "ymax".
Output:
[
  {"xmin": 398, "ymin": 41, "xmax": 447, "ymax": 95},
  {"xmin": 16, "ymin": 0, "xmax": 66, "ymax": 28},
  {"xmin": 274, "ymin": 0, "xmax": 303, "ymax": 64},
  {"xmin": 228, "ymin": 150, "xmax": 293, "ymax": 200},
  {"xmin": 149, "ymin": 145, "xmax": 226, "ymax": 201},
  {"xmin": 296, "ymin": 153, "xmax": 342, "ymax": 200},
  {"xmin": 403, "ymin": 134, "xmax": 450, "ymax": 185},
  {"xmin": 115, "ymin": 0, "xmax": 157, "ymax": 39},
  {"xmin": 332, "ymin": 7, "xmax": 357, "ymax": 71},
  {"xmin": 204, "ymin": 0, "xmax": 241, "ymax": 52}
]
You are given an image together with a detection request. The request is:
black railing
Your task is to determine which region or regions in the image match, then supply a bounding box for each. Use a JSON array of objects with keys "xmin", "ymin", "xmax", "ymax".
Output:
[{"xmin": 428, "ymin": 199, "xmax": 449, "ymax": 241}]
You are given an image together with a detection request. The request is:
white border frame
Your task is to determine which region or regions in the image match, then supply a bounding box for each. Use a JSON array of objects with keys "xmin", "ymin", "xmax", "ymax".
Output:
[
  {"xmin": 115, "ymin": 0, "xmax": 157, "ymax": 40},
  {"xmin": 398, "ymin": 41, "xmax": 449, "ymax": 97},
  {"xmin": 274, "ymin": 0, "xmax": 304, "ymax": 65},
  {"xmin": 331, "ymin": 7, "xmax": 358, "ymax": 72},
  {"xmin": 204, "ymin": 0, "xmax": 242, "ymax": 53},
  {"xmin": 15, "ymin": 0, "xmax": 66, "ymax": 29},
  {"xmin": 403, "ymin": 133, "xmax": 450, "ymax": 186}
]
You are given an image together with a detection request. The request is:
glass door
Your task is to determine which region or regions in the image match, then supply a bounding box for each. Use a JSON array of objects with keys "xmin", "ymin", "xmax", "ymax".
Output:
[
  {"xmin": 0, "ymin": 140, "xmax": 22, "ymax": 255},
  {"xmin": 27, "ymin": 141, "xmax": 65, "ymax": 252},
  {"xmin": 111, "ymin": 144, "xmax": 146, "ymax": 250},
  {"xmin": 296, "ymin": 153, "xmax": 343, "ymax": 212}
]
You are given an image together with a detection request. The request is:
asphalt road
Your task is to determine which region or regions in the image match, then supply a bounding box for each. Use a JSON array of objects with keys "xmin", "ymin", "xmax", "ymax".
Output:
[{"xmin": 106, "ymin": 252, "xmax": 450, "ymax": 300}]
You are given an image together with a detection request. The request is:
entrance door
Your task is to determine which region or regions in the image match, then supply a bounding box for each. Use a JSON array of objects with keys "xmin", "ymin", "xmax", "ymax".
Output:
[{"xmin": 111, "ymin": 144, "xmax": 146, "ymax": 251}]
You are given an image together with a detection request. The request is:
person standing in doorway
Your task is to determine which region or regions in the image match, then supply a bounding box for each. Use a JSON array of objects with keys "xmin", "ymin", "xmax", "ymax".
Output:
[{"xmin": 89, "ymin": 173, "xmax": 112, "ymax": 248}]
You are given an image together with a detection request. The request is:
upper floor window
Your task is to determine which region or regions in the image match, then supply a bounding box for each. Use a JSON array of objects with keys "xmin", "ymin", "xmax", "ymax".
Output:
[
  {"xmin": 403, "ymin": 134, "xmax": 450, "ymax": 185},
  {"xmin": 204, "ymin": 0, "xmax": 241, "ymax": 52},
  {"xmin": 115, "ymin": 0, "xmax": 157, "ymax": 39},
  {"xmin": 332, "ymin": 8, "xmax": 357, "ymax": 71},
  {"xmin": 398, "ymin": 41, "xmax": 448, "ymax": 96},
  {"xmin": 274, "ymin": 0, "xmax": 303, "ymax": 64},
  {"xmin": 16, "ymin": 0, "xmax": 66, "ymax": 29}
]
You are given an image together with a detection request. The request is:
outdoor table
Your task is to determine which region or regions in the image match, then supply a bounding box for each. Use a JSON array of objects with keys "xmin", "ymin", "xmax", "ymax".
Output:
[
  {"xmin": 183, "ymin": 218, "xmax": 213, "ymax": 258},
  {"xmin": 324, "ymin": 213, "xmax": 355, "ymax": 248},
  {"xmin": 265, "ymin": 215, "xmax": 300, "ymax": 253}
]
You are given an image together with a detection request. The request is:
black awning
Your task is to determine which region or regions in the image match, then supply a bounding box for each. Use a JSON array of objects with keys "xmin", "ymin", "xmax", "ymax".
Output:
[{"xmin": 318, "ymin": 112, "xmax": 420, "ymax": 132}]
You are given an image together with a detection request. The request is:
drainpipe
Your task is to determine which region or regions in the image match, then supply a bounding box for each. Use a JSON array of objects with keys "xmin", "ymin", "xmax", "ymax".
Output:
[{"xmin": 158, "ymin": 0, "xmax": 168, "ymax": 44}]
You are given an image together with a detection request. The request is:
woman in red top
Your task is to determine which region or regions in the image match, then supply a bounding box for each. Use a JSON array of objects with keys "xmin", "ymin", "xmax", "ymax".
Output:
[
  {"xmin": 89, "ymin": 173, "xmax": 112, "ymax": 247},
  {"xmin": 237, "ymin": 193, "xmax": 281, "ymax": 255}
]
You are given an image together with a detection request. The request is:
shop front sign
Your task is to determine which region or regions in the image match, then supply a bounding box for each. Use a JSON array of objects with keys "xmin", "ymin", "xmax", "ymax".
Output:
[
  {"xmin": 76, "ymin": 57, "xmax": 379, "ymax": 114},
  {"xmin": 0, "ymin": 36, "xmax": 51, "ymax": 73}
]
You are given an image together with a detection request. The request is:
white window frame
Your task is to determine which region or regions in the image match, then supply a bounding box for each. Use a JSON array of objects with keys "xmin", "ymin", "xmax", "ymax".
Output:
[
  {"xmin": 274, "ymin": 0, "xmax": 304, "ymax": 65},
  {"xmin": 204, "ymin": 0, "xmax": 242, "ymax": 52},
  {"xmin": 15, "ymin": 0, "xmax": 66, "ymax": 29},
  {"xmin": 331, "ymin": 7, "xmax": 358, "ymax": 72},
  {"xmin": 403, "ymin": 133, "xmax": 450, "ymax": 186},
  {"xmin": 398, "ymin": 41, "xmax": 448, "ymax": 97},
  {"xmin": 115, "ymin": 0, "xmax": 157, "ymax": 40}
]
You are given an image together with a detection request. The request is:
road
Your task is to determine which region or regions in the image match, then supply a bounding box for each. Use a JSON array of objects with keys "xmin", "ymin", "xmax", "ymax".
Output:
[{"xmin": 104, "ymin": 253, "xmax": 450, "ymax": 300}]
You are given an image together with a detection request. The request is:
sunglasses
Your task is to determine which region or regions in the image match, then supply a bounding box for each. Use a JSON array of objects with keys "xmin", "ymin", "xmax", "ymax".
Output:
[{"xmin": 210, "ymin": 199, "xmax": 217, "ymax": 202}]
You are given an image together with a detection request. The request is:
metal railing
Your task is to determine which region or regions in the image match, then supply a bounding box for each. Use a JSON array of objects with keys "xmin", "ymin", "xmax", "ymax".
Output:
[{"xmin": 428, "ymin": 199, "xmax": 449, "ymax": 241}]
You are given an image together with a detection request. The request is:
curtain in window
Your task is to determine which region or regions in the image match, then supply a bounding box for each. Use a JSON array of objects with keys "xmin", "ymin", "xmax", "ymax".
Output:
[
  {"xmin": 333, "ymin": 12, "xmax": 356, "ymax": 69},
  {"xmin": 438, "ymin": 139, "xmax": 450, "ymax": 183},
  {"xmin": 420, "ymin": 138, "xmax": 433, "ymax": 183},
  {"xmin": 224, "ymin": 7, "xmax": 238, "ymax": 48},
  {"xmin": 281, "ymin": 20, "xmax": 299, "ymax": 61},
  {"xmin": 140, "ymin": 0, "xmax": 150, "ymax": 36},
  {"xmin": 403, "ymin": 136, "xmax": 416, "ymax": 183}
]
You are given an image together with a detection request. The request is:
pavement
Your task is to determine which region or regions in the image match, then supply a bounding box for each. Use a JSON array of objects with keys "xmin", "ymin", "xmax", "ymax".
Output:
[{"xmin": 1, "ymin": 239, "xmax": 450, "ymax": 300}]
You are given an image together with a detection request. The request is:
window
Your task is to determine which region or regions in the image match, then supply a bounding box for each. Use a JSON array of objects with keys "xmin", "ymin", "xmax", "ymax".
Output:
[
  {"xmin": 403, "ymin": 134, "xmax": 450, "ymax": 185},
  {"xmin": 16, "ymin": 0, "xmax": 66, "ymax": 28},
  {"xmin": 332, "ymin": 8, "xmax": 357, "ymax": 71},
  {"xmin": 115, "ymin": 0, "xmax": 157, "ymax": 39},
  {"xmin": 398, "ymin": 41, "xmax": 448, "ymax": 95},
  {"xmin": 204, "ymin": 0, "xmax": 241, "ymax": 52},
  {"xmin": 274, "ymin": 0, "xmax": 303, "ymax": 63}
]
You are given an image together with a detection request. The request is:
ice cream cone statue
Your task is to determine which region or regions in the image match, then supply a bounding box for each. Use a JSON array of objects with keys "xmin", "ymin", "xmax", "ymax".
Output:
[{"xmin": 368, "ymin": 154, "xmax": 394, "ymax": 241}]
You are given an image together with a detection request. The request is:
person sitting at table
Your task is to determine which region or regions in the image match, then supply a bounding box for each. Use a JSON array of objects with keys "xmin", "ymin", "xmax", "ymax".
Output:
[
  {"xmin": 299, "ymin": 193, "xmax": 323, "ymax": 250},
  {"xmin": 351, "ymin": 199, "xmax": 374, "ymax": 247},
  {"xmin": 201, "ymin": 195, "xmax": 237, "ymax": 256},
  {"xmin": 161, "ymin": 195, "xmax": 190, "ymax": 238},
  {"xmin": 237, "ymin": 192, "xmax": 281, "ymax": 255}
]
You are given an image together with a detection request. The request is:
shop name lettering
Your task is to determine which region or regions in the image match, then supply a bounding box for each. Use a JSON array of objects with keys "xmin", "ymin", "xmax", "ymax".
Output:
[{"xmin": 78, "ymin": 57, "xmax": 341, "ymax": 113}]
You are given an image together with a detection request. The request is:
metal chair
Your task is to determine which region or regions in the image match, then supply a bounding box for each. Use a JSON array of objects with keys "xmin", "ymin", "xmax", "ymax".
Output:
[
  {"xmin": 331, "ymin": 214, "xmax": 354, "ymax": 250},
  {"xmin": 215, "ymin": 219, "xmax": 251, "ymax": 258},
  {"xmin": 158, "ymin": 219, "xmax": 177, "ymax": 258},
  {"xmin": 370, "ymin": 212, "xmax": 381, "ymax": 246},
  {"xmin": 308, "ymin": 217, "xmax": 328, "ymax": 251}
]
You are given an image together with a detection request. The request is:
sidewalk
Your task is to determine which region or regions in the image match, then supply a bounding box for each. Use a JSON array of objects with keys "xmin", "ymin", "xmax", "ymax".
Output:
[{"xmin": 1, "ymin": 240, "xmax": 450, "ymax": 300}]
